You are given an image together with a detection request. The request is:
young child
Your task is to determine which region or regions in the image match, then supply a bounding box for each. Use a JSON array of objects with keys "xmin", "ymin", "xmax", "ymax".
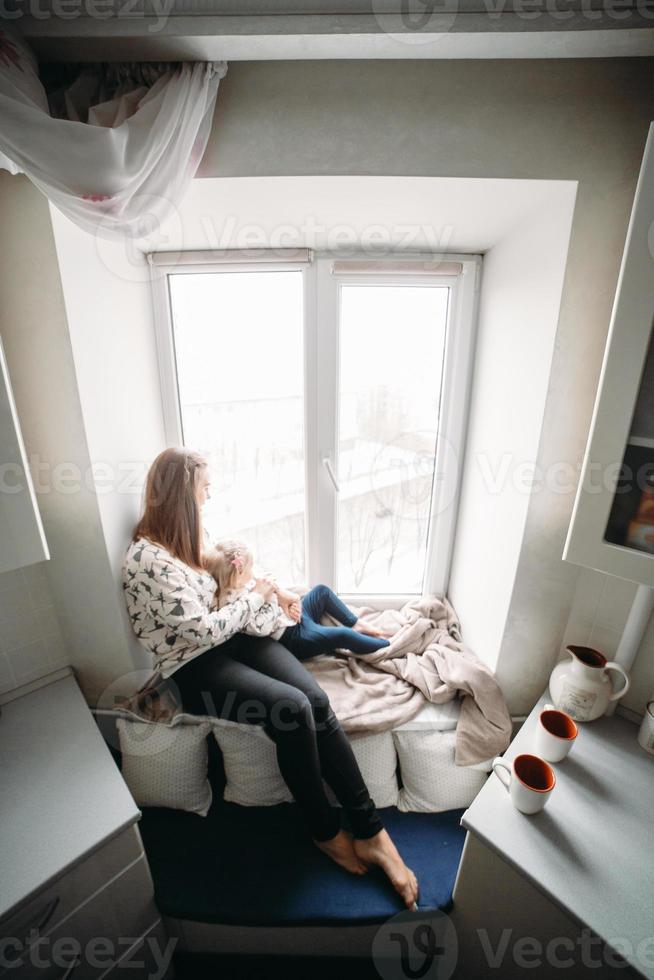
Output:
[{"xmin": 203, "ymin": 539, "xmax": 392, "ymax": 660}]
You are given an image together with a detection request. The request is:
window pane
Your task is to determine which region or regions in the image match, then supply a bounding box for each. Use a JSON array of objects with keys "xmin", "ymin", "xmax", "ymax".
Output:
[
  {"xmin": 336, "ymin": 284, "xmax": 449, "ymax": 594},
  {"xmin": 168, "ymin": 271, "xmax": 305, "ymax": 584}
]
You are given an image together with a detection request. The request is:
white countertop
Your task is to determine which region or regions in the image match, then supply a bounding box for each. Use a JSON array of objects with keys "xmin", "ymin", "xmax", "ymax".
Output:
[
  {"xmin": 0, "ymin": 674, "xmax": 140, "ymax": 920},
  {"xmin": 462, "ymin": 693, "xmax": 654, "ymax": 979}
]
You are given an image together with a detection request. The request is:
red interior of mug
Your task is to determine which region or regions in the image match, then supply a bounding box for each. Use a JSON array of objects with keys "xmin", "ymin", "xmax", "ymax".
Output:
[
  {"xmin": 541, "ymin": 709, "xmax": 578, "ymax": 740},
  {"xmin": 514, "ymin": 754, "xmax": 556, "ymax": 793}
]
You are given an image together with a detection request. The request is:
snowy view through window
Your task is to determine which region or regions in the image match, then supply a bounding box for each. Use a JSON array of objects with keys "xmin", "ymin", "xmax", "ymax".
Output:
[{"xmin": 169, "ymin": 270, "xmax": 448, "ymax": 594}]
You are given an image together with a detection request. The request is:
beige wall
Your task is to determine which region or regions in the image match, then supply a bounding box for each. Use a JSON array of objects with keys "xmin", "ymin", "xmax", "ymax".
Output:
[{"xmin": 199, "ymin": 58, "xmax": 654, "ymax": 713}]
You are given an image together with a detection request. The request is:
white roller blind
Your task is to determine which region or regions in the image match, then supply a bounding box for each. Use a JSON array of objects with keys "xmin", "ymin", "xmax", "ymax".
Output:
[
  {"xmin": 331, "ymin": 259, "xmax": 463, "ymax": 276},
  {"xmin": 148, "ymin": 248, "xmax": 313, "ymax": 267}
]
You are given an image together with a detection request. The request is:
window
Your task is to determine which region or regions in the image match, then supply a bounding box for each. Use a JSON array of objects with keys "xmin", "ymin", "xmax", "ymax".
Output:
[
  {"xmin": 167, "ymin": 268, "xmax": 306, "ymax": 585},
  {"xmin": 335, "ymin": 281, "xmax": 448, "ymax": 594},
  {"xmin": 151, "ymin": 251, "xmax": 479, "ymax": 599}
]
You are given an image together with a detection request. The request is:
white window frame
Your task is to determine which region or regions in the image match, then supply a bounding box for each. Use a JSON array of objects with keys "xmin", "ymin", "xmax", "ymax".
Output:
[{"xmin": 149, "ymin": 249, "xmax": 480, "ymax": 605}]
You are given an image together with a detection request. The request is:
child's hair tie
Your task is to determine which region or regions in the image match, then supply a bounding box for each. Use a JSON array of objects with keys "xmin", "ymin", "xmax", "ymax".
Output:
[{"xmin": 231, "ymin": 553, "xmax": 244, "ymax": 571}]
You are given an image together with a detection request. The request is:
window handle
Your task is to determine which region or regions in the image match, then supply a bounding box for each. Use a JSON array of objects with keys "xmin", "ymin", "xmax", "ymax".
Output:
[{"xmin": 322, "ymin": 456, "xmax": 340, "ymax": 493}]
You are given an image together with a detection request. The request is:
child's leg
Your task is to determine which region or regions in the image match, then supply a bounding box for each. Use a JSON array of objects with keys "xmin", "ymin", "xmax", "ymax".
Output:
[
  {"xmin": 301, "ymin": 583, "xmax": 358, "ymax": 628},
  {"xmin": 298, "ymin": 619, "xmax": 390, "ymax": 657}
]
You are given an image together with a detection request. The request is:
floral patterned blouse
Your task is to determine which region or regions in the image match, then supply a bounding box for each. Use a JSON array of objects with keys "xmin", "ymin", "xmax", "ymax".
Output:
[{"xmin": 122, "ymin": 537, "xmax": 278, "ymax": 679}]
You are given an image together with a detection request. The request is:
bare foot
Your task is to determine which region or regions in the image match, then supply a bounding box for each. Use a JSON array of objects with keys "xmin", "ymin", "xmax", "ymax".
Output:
[
  {"xmin": 314, "ymin": 830, "xmax": 368, "ymax": 875},
  {"xmin": 354, "ymin": 620, "xmax": 394, "ymax": 640},
  {"xmin": 353, "ymin": 830, "xmax": 419, "ymax": 908}
]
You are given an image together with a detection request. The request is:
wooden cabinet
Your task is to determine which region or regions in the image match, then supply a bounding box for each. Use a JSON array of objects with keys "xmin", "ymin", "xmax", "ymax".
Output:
[{"xmin": 564, "ymin": 122, "xmax": 654, "ymax": 585}]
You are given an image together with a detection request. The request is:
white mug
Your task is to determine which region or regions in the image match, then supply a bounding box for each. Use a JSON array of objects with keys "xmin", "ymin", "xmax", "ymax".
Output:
[
  {"xmin": 534, "ymin": 703, "xmax": 578, "ymax": 763},
  {"xmin": 492, "ymin": 753, "xmax": 556, "ymax": 814},
  {"xmin": 637, "ymin": 701, "xmax": 654, "ymax": 756}
]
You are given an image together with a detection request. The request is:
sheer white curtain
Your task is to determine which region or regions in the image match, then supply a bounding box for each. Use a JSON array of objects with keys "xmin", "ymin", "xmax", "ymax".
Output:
[{"xmin": 0, "ymin": 30, "xmax": 226, "ymax": 239}]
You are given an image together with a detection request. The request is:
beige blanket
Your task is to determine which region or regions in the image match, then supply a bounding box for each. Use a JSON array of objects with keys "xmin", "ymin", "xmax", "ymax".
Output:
[{"xmin": 304, "ymin": 595, "xmax": 512, "ymax": 767}]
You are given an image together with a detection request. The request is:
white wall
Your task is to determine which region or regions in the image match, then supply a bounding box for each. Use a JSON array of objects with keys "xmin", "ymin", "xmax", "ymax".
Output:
[
  {"xmin": 3, "ymin": 57, "xmax": 653, "ymax": 712},
  {"xmin": 0, "ymin": 176, "xmax": 166, "ymax": 703},
  {"xmin": 196, "ymin": 58, "xmax": 654, "ymax": 713},
  {"xmin": 48, "ymin": 207, "xmax": 167, "ymax": 696},
  {"xmin": 157, "ymin": 174, "xmax": 577, "ymax": 702},
  {"xmin": 0, "ymin": 563, "xmax": 67, "ymax": 693},
  {"xmin": 0, "ymin": 173, "xmax": 113, "ymax": 696},
  {"xmin": 559, "ymin": 569, "xmax": 654, "ymax": 716},
  {"xmin": 449, "ymin": 197, "xmax": 576, "ymax": 681}
]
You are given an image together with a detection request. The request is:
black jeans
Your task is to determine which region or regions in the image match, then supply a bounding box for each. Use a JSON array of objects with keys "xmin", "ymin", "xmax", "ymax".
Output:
[{"xmin": 169, "ymin": 634, "xmax": 384, "ymax": 842}]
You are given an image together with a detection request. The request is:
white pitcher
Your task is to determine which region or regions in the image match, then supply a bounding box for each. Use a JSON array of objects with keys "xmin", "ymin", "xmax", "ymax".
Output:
[{"xmin": 548, "ymin": 645, "xmax": 630, "ymax": 722}]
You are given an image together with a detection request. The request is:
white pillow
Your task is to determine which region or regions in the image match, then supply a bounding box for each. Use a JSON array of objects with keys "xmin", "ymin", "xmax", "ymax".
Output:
[
  {"xmin": 392, "ymin": 699, "xmax": 461, "ymax": 732},
  {"xmin": 394, "ymin": 730, "xmax": 488, "ymax": 813},
  {"xmin": 116, "ymin": 714, "xmax": 213, "ymax": 817},
  {"xmin": 348, "ymin": 731, "xmax": 399, "ymax": 808},
  {"xmin": 212, "ymin": 721, "xmax": 399, "ymax": 809},
  {"xmin": 212, "ymin": 720, "xmax": 293, "ymax": 806}
]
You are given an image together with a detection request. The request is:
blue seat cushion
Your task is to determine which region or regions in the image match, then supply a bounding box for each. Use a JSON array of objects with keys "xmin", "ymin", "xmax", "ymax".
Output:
[{"xmin": 138, "ymin": 799, "xmax": 466, "ymax": 927}]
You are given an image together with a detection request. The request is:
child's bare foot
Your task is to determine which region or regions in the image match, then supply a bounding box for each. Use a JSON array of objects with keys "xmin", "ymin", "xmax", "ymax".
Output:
[
  {"xmin": 353, "ymin": 830, "xmax": 419, "ymax": 908},
  {"xmin": 314, "ymin": 830, "xmax": 368, "ymax": 875},
  {"xmin": 354, "ymin": 620, "xmax": 394, "ymax": 640}
]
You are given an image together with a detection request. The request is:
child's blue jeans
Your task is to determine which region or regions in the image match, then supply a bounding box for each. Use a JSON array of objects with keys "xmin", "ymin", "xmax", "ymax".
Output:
[{"xmin": 279, "ymin": 584, "xmax": 390, "ymax": 660}]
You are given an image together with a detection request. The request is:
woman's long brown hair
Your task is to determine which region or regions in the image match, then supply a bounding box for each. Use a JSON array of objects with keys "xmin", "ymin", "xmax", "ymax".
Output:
[{"xmin": 133, "ymin": 447, "xmax": 208, "ymax": 570}]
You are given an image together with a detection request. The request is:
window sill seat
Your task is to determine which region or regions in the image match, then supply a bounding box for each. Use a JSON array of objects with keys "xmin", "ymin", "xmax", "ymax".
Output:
[{"xmin": 138, "ymin": 799, "xmax": 466, "ymax": 928}]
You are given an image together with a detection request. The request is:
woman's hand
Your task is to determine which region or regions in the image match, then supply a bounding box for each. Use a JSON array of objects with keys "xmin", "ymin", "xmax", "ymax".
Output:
[{"xmin": 252, "ymin": 577, "xmax": 276, "ymax": 603}]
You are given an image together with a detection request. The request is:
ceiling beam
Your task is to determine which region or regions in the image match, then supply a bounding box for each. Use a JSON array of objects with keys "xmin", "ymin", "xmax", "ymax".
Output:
[{"xmin": 10, "ymin": 6, "xmax": 654, "ymax": 60}]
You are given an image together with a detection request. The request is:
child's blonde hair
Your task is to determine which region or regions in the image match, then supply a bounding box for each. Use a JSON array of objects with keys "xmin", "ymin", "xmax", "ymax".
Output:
[{"xmin": 203, "ymin": 539, "xmax": 253, "ymax": 606}]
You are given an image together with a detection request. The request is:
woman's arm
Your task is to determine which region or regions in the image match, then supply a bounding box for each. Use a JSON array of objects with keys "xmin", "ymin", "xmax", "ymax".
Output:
[
  {"xmin": 145, "ymin": 556, "xmax": 271, "ymax": 648},
  {"xmin": 220, "ymin": 583, "xmax": 283, "ymax": 638}
]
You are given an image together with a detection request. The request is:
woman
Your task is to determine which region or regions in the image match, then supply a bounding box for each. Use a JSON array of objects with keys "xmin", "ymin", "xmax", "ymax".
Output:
[{"xmin": 122, "ymin": 447, "xmax": 418, "ymax": 908}]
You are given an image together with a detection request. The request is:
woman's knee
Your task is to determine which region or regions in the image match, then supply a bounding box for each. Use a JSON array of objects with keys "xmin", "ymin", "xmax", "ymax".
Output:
[
  {"xmin": 265, "ymin": 689, "xmax": 315, "ymax": 740},
  {"xmin": 265, "ymin": 685, "xmax": 336, "ymax": 739},
  {"xmin": 303, "ymin": 684, "xmax": 338, "ymax": 733}
]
